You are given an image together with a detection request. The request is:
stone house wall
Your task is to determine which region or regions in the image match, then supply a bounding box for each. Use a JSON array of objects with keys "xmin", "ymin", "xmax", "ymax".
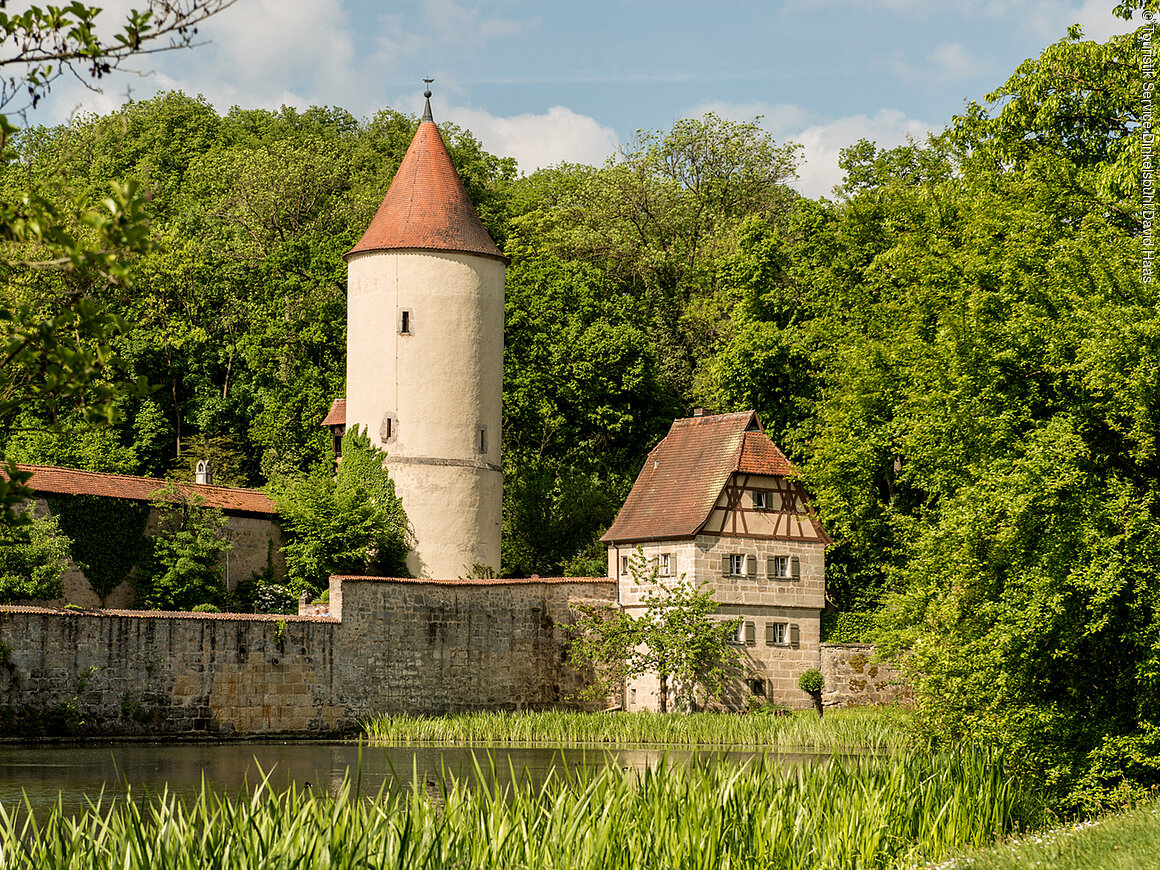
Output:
[{"xmin": 611, "ymin": 536, "xmax": 825, "ymax": 712}]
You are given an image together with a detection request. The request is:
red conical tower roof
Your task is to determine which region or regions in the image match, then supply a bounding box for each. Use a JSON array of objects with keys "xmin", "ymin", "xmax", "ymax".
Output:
[{"xmin": 345, "ymin": 98, "xmax": 505, "ymax": 262}]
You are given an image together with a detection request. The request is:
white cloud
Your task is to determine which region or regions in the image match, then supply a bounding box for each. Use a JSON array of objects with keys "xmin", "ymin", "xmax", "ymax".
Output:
[
  {"xmin": 33, "ymin": 0, "xmax": 365, "ymax": 124},
  {"xmin": 885, "ymin": 41, "xmax": 984, "ymax": 84},
  {"xmin": 674, "ymin": 101, "xmax": 941, "ymax": 199},
  {"xmin": 684, "ymin": 100, "xmax": 820, "ymax": 136},
  {"xmin": 1019, "ymin": 0, "xmax": 1138, "ymax": 41},
  {"xmin": 785, "ymin": 109, "xmax": 941, "ymax": 198},
  {"xmin": 422, "ymin": 0, "xmax": 533, "ymax": 44},
  {"xmin": 443, "ymin": 105, "xmax": 619, "ymax": 173}
]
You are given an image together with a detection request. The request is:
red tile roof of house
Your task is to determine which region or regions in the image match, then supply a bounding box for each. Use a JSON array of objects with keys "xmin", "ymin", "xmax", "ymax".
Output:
[
  {"xmin": 344, "ymin": 113, "xmax": 506, "ymax": 263},
  {"xmin": 601, "ymin": 411, "xmax": 803, "ymax": 544},
  {"xmin": 322, "ymin": 398, "xmax": 346, "ymax": 427},
  {"xmin": 738, "ymin": 431, "xmax": 796, "ymax": 476},
  {"xmin": 10, "ymin": 464, "xmax": 277, "ymax": 515}
]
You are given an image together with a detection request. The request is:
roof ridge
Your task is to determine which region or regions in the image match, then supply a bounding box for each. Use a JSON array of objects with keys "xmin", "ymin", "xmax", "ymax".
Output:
[
  {"xmin": 11, "ymin": 464, "xmax": 276, "ymax": 515},
  {"xmin": 14, "ymin": 464, "xmax": 265, "ymax": 495}
]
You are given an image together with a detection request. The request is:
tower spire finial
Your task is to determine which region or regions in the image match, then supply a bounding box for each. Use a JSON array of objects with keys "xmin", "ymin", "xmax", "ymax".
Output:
[{"xmin": 422, "ymin": 77, "xmax": 434, "ymax": 122}]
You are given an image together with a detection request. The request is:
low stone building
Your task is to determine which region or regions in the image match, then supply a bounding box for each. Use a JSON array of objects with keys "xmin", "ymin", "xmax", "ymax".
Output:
[
  {"xmin": 602, "ymin": 410, "xmax": 831, "ymax": 711},
  {"xmin": 12, "ymin": 464, "xmax": 283, "ymax": 608}
]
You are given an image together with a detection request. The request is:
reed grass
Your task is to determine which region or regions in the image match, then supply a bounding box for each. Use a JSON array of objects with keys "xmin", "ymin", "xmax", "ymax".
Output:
[
  {"xmin": 0, "ymin": 746, "xmax": 1043, "ymax": 869},
  {"xmin": 361, "ymin": 706, "xmax": 917, "ymax": 752}
]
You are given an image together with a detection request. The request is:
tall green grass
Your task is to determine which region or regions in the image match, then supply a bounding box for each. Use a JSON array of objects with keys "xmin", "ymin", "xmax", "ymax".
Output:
[
  {"xmin": 0, "ymin": 747, "xmax": 1043, "ymax": 869},
  {"xmin": 940, "ymin": 800, "xmax": 1160, "ymax": 870},
  {"xmin": 362, "ymin": 706, "xmax": 916, "ymax": 751}
]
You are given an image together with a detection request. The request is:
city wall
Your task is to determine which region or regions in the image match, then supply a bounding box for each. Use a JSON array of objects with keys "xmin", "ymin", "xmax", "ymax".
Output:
[
  {"xmin": 819, "ymin": 643, "xmax": 912, "ymax": 708},
  {"xmin": 0, "ymin": 576, "xmax": 616, "ymax": 736}
]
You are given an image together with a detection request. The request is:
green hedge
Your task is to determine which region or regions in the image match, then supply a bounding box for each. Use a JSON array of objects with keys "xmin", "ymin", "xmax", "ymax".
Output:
[{"xmin": 820, "ymin": 611, "xmax": 878, "ymax": 643}]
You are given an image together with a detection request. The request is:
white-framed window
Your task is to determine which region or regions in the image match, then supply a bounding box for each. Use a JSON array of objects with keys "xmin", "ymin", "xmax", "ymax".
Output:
[
  {"xmin": 770, "ymin": 555, "xmax": 790, "ymax": 579},
  {"xmin": 659, "ymin": 553, "xmax": 671, "ymax": 575},
  {"xmin": 766, "ymin": 622, "xmax": 787, "ymax": 646},
  {"xmin": 733, "ymin": 619, "xmax": 746, "ymax": 644},
  {"xmin": 621, "ymin": 556, "xmax": 630, "ymax": 576},
  {"xmin": 752, "ymin": 491, "xmax": 768, "ymax": 510},
  {"xmin": 728, "ymin": 553, "xmax": 745, "ymax": 576}
]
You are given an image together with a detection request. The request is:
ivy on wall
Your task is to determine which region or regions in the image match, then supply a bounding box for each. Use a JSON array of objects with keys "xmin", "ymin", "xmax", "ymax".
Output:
[
  {"xmin": 820, "ymin": 611, "xmax": 879, "ymax": 644},
  {"xmin": 46, "ymin": 495, "xmax": 150, "ymax": 604}
]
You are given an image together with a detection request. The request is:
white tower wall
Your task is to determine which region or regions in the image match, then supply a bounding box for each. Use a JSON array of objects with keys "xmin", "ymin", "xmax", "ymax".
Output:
[{"xmin": 346, "ymin": 248, "xmax": 504, "ymax": 578}]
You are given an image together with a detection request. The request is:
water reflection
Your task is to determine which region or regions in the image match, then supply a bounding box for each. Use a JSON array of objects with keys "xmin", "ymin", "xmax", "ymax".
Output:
[{"xmin": 0, "ymin": 742, "xmax": 824, "ymax": 819}]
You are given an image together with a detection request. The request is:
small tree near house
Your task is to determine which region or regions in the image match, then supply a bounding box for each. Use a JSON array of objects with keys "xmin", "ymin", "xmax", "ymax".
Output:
[{"xmin": 569, "ymin": 553, "xmax": 741, "ymax": 712}]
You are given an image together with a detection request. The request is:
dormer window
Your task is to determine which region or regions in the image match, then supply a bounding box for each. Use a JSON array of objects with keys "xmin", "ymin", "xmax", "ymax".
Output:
[{"xmin": 194, "ymin": 460, "xmax": 214, "ymax": 486}]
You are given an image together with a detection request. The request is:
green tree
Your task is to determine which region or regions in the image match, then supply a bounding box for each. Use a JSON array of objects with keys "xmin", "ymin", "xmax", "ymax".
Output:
[
  {"xmin": 270, "ymin": 427, "xmax": 409, "ymax": 595},
  {"xmin": 500, "ymin": 244, "xmax": 675, "ymax": 575},
  {"xmin": 570, "ymin": 553, "xmax": 740, "ymax": 712},
  {"xmin": 799, "ymin": 18, "xmax": 1160, "ymax": 809},
  {"xmin": 0, "ymin": 1, "xmax": 237, "ymax": 526},
  {"xmin": 533, "ymin": 115, "xmax": 800, "ymax": 395},
  {"xmin": 0, "ymin": 508, "xmax": 70, "ymax": 602},
  {"xmin": 136, "ymin": 484, "xmax": 230, "ymax": 610}
]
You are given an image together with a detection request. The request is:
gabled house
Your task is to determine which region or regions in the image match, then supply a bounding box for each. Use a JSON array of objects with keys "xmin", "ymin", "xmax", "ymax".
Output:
[
  {"xmin": 601, "ymin": 410, "xmax": 831, "ymax": 711},
  {"xmin": 8, "ymin": 464, "xmax": 283, "ymax": 608}
]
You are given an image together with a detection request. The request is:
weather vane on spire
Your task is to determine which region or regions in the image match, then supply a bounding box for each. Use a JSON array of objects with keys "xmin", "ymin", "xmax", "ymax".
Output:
[{"xmin": 422, "ymin": 77, "xmax": 434, "ymax": 122}]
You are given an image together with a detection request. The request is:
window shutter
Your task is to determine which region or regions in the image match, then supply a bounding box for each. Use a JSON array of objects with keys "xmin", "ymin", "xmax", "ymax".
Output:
[
  {"xmin": 791, "ymin": 556, "xmax": 801, "ymax": 581},
  {"xmin": 745, "ymin": 621, "xmax": 756, "ymax": 645},
  {"xmin": 751, "ymin": 491, "xmax": 760, "ymax": 508},
  {"xmin": 723, "ymin": 555, "xmax": 732, "ymax": 577},
  {"xmin": 746, "ymin": 555, "xmax": 757, "ymax": 578},
  {"xmin": 789, "ymin": 624, "xmax": 800, "ymax": 648},
  {"xmin": 765, "ymin": 622, "xmax": 776, "ymax": 646},
  {"xmin": 766, "ymin": 557, "xmax": 775, "ymax": 578}
]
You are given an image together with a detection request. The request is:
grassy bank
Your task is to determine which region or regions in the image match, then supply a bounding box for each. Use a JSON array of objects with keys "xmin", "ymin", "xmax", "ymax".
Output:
[
  {"xmin": 935, "ymin": 799, "xmax": 1160, "ymax": 870},
  {"xmin": 0, "ymin": 748, "xmax": 1042, "ymax": 869},
  {"xmin": 361, "ymin": 706, "xmax": 916, "ymax": 751}
]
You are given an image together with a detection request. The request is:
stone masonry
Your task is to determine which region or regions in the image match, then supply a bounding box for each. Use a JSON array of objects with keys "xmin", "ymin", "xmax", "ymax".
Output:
[
  {"xmin": 820, "ymin": 643, "xmax": 912, "ymax": 708},
  {"xmin": 0, "ymin": 576, "xmax": 616, "ymax": 735}
]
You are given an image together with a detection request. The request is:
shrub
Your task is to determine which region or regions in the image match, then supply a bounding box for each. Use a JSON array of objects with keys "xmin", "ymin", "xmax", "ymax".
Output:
[
  {"xmin": 799, "ymin": 669, "xmax": 824, "ymax": 694},
  {"xmin": 0, "ymin": 510, "xmax": 72, "ymax": 602}
]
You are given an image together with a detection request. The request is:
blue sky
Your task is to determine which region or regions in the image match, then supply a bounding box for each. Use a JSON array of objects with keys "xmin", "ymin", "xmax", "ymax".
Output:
[{"xmin": 26, "ymin": 0, "xmax": 1137, "ymax": 196}]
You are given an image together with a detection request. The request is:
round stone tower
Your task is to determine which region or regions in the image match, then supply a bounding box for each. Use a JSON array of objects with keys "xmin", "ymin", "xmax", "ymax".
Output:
[{"xmin": 343, "ymin": 90, "xmax": 505, "ymax": 579}]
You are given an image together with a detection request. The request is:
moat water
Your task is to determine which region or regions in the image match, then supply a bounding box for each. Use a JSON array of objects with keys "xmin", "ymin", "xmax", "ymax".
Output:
[{"xmin": 0, "ymin": 742, "xmax": 816, "ymax": 818}]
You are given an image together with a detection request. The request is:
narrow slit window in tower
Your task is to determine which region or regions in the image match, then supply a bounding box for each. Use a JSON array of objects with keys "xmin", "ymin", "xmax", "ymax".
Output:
[
  {"xmin": 477, "ymin": 425, "xmax": 487, "ymax": 454},
  {"xmin": 400, "ymin": 309, "xmax": 412, "ymax": 335}
]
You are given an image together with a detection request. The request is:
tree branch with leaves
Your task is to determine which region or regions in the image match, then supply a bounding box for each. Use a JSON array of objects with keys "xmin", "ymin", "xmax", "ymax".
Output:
[{"xmin": 569, "ymin": 552, "xmax": 741, "ymax": 712}]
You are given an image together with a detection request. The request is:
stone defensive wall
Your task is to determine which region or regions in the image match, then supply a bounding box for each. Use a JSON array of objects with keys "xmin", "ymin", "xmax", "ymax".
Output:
[
  {"xmin": 819, "ymin": 643, "xmax": 912, "ymax": 708},
  {"xmin": 0, "ymin": 576, "xmax": 616, "ymax": 737}
]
